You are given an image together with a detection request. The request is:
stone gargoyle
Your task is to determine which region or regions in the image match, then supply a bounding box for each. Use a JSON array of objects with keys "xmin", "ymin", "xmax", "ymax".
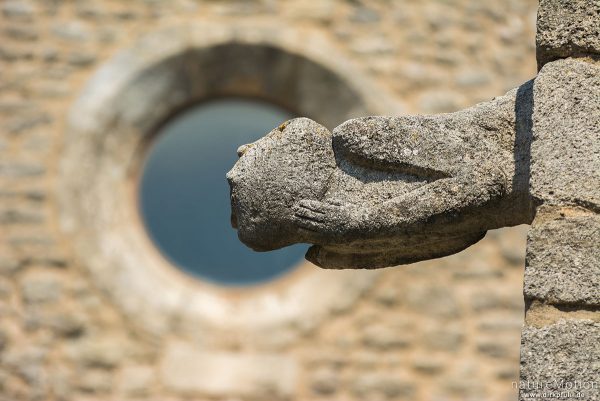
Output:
[{"xmin": 226, "ymin": 83, "xmax": 535, "ymax": 269}]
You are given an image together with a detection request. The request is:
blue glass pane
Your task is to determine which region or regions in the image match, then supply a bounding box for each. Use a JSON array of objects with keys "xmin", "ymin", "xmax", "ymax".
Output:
[{"xmin": 139, "ymin": 99, "xmax": 307, "ymax": 286}]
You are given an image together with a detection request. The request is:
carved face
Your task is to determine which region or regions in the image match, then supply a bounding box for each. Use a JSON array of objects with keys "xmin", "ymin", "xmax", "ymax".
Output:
[{"xmin": 226, "ymin": 118, "xmax": 335, "ymax": 251}]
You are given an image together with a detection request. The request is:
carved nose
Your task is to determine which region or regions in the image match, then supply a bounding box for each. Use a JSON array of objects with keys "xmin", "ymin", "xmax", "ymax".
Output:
[
  {"xmin": 226, "ymin": 170, "xmax": 234, "ymax": 184},
  {"xmin": 237, "ymin": 144, "xmax": 250, "ymax": 157}
]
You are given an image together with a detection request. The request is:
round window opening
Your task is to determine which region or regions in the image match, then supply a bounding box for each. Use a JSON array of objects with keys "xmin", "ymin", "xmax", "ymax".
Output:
[{"xmin": 139, "ymin": 98, "xmax": 308, "ymax": 286}]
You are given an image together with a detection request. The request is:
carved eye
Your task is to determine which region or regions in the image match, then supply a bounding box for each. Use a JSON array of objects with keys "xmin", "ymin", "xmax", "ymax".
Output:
[{"xmin": 237, "ymin": 144, "xmax": 251, "ymax": 157}]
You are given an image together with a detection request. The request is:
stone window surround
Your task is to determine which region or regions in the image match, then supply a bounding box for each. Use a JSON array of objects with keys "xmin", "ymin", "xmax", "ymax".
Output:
[{"xmin": 58, "ymin": 23, "xmax": 403, "ymax": 345}]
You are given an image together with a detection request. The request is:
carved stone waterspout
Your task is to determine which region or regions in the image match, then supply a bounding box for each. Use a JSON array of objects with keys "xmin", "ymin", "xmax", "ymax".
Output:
[
  {"xmin": 227, "ymin": 84, "xmax": 534, "ymax": 269},
  {"xmin": 228, "ymin": 1, "xmax": 600, "ymax": 398}
]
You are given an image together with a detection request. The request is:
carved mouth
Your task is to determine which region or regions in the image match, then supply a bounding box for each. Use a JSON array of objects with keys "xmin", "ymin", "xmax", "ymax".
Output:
[
  {"xmin": 230, "ymin": 209, "xmax": 238, "ymax": 229},
  {"xmin": 227, "ymin": 177, "xmax": 238, "ymax": 230},
  {"xmin": 229, "ymin": 191, "xmax": 238, "ymax": 229}
]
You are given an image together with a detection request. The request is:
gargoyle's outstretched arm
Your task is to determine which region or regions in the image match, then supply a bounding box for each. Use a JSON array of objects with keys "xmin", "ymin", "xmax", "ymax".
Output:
[
  {"xmin": 332, "ymin": 88, "xmax": 520, "ymax": 179},
  {"xmin": 366, "ymin": 165, "xmax": 509, "ymax": 234},
  {"xmin": 293, "ymin": 163, "xmax": 508, "ymax": 242},
  {"xmin": 293, "ymin": 89, "xmax": 521, "ymax": 242}
]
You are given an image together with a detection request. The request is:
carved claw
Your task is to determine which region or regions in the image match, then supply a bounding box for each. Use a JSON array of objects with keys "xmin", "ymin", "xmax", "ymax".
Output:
[
  {"xmin": 293, "ymin": 199, "xmax": 360, "ymax": 241},
  {"xmin": 293, "ymin": 200, "xmax": 333, "ymax": 232}
]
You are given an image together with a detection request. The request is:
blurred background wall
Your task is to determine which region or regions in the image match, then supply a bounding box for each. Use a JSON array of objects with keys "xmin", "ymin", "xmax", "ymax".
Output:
[{"xmin": 0, "ymin": 0, "xmax": 538, "ymax": 400}]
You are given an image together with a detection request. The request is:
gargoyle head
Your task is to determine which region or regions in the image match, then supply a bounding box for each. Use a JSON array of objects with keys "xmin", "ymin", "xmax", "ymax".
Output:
[{"xmin": 226, "ymin": 118, "xmax": 335, "ymax": 251}]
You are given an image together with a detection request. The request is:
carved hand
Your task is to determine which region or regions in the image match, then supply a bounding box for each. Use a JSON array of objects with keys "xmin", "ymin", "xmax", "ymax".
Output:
[{"xmin": 293, "ymin": 199, "xmax": 369, "ymax": 241}]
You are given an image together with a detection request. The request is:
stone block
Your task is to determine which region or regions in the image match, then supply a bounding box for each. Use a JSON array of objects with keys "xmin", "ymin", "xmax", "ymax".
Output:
[
  {"xmin": 477, "ymin": 315, "xmax": 523, "ymax": 332},
  {"xmin": 362, "ymin": 324, "xmax": 412, "ymax": 350},
  {"xmin": 310, "ymin": 367, "xmax": 339, "ymax": 395},
  {"xmin": 0, "ymin": 258, "xmax": 21, "ymax": 275},
  {"xmin": 160, "ymin": 342, "xmax": 297, "ymax": 398},
  {"xmin": 66, "ymin": 337, "xmax": 127, "ymax": 369},
  {"xmin": 422, "ymin": 326, "xmax": 464, "ymax": 351},
  {"xmin": 117, "ymin": 366, "xmax": 155, "ymax": 397},
  {"xmin": 1, "ymin": 1, "xmax": 34, "ymax": 19},
  {"xmin": 20, "ymin": 273, "xmax": 62, "ymax": 304},
  {"xmin": 477, "ymin": 338, "xmax": 519, "ymax": 360},
  {"xmin": 531, "ymin": 58, "xmax": 600, "ymax": 208},
  {"xmin": 471, "ymin": 288, "xmax": 525, "ymax": 312},
  {"xmin": 0, "ymin": 209, "xmax": 43, "ymax": 225},
  {"xmin": 4, "ymin": 112, "xmax": 51, "ymax": 134},
  {"xmin": 405, "ymin": 286, "xmax": 461, "ymax": 318},
  {"xmin": 519, "ymin": 320, "xmax": 600, "ymax": 401},
  {"xmin": 39, "ymin": 311, "xmax": 85, "ymax": 338},
  {"xmin": 537, "ymin": 0, "xmax": 600, "ymax": 69},
  {"xmin": 525, "ymin": 208, "xmax": 600, "ymax": 306},
  {"xmin": 351, "ymin": 373, "xmax": 415, "ymax": 399},
  {"xmin": 412, "ymin": 355, "xmax": 446, "ymax": 375},
  {"xmin": 76, "ymin": 369, "xmax": 112, "ymax": 394},
  {"xmin": 0, "ymin": 162, "xmax": 45, "ymax": 177}
]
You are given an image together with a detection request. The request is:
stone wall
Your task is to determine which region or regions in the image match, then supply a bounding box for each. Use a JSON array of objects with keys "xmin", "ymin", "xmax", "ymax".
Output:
[
  {"xmin": 519, "ymin": 2, "xmax": 600, "ymax": 399},
  {"xmin": 0, "ymin": 1, "xmax": 538, "ymax": 400}
]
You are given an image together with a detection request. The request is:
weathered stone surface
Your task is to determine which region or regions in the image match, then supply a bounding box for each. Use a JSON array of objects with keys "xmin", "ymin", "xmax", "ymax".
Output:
[
  {"xmin": 117, "ymin": 365, "xmax": 155, "ymax": 397},
  {"xmin": 37, "ymin": 311, "xmax": 85, "ymax": 338},
  {"xmin": 405, "ymin": 286, "xmax": 460, "ymax": 318},
  {"xmin": 471, "ymin": 288, "xmax": 526, "ymax": 312},
  {"xmin": 0, "ymin": 329, "xmax": 7, "ymax": 352},
  {"xmin": 228, "ymin": 85, "xmax": 534, "ymax": 269},
  {"xmin": 2, "ymin": 346, "xmax": 48, "ymax": 388},
  {"xmin": 412, "ymin": 356, "xmax": 445, "ymax": 375},
  {"xmin": 350, "ymin": 7, "xmax": 381, "ymax": 24},
  {"xmin": 519, "ymin": 320, "xmax": 600, "ymax": 401},
  {"xmin": 20, "ymin": 273, "xmax": 62, "ymax": 304},
  {"xmin": 3, "ymin": 25, "xmax": 38, "ymax": 41},
  {"xmin": 351, "ymin": 373, "xmax": 415, "ymax": 399},
  {"xmin": 47, "ymin": 366, "xmax": 71, "ymax": 401},
  {"xmin": 0, "ymin": 163, "xmax": 45, "ymax": 177},
  {"xmin": 0, "ymin": 279, "xmax": 12, "ymax": 300},
  {"xmin": 442, "ymin": 364, "xmax": 486, "ymax": 399},
  {"xmin": 4, "ymin": 112, "xmax": 52, "ymax": 134},
  {"xmin": 478, "ymin": 316, "xmax": 523, "ymax": 332},
  {"xmin": 0, "ymin": 258, "xmax": 21, "ymax": 275},
  {"xmin": 1, "ymin": 1, "xmax": 34, "ymax": 19},
  {"xmin": 422, "ymin": 326, "xmax": 465, "ymax": 351},
  {"xmin": 525, "ymin": 208, "xmax": 600, "ymax": 306},
  {"xmin": 418, "ymin": 90, "xmax": 464, "ymax": 113},
  {"xmin": 477, "ymin": 338, "xmax": 518, "ymax": 359},
  {"xmin": 76, "ymin": 369, "xmax": 112, "ymax": 394},
  {"xmin": 531, "ymin": 58, "xmax": 600, "ymax": 208},
  {"xmin": 310, "ymin": 367, "xmax": 339, "ymax": 395},
  {"xmin": 160, "ymin": 342, "xmax": 297, "ymax": 397},
  {"xmin": 361, "ymin": 324, "xmax": 412, "ymax": 350},
  {"xmin": 536, "ymin": 0, "xmax": 600, "ymax": 69},
  {"xmin": 52, "ymin": 22, "xmax": 90, "ymax": 42},
  {"xmin": 66, "ymin": 337, "xmax": 127, "ymax": 369},
  {"xmin": 227, "ymin": 118, "xmax": 335, "ymax": 252}
]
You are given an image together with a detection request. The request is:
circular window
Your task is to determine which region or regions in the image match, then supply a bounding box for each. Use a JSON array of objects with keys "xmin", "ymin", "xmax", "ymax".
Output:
[
  {"xmin": 60, "ymin": 27, "xmax": 399, "ymax": 339},
  {"xmin": 139, "ymin": 98, "xmax": 308, "ymax": 286}
]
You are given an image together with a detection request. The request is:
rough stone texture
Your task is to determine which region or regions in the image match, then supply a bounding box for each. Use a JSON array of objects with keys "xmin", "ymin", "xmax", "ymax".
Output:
[
  {"xmin": 525, "ymin": 207, "xmax": 600, "ymax": 306},
  {"xmin": 0, "ymin": 1, "xmax": 538, "ymax": 400},
  {"xmin": 520, "ymin": 319, "xmax": 600, "ymax": 401},
  {"xmin": 229, "ymin": 86, "xmax": 534, "ymax": 269},
  {"xmin": 536, "ymin": 0, "xmax": 600, "ymax": 69},
  {"xmin": 520, "ymin": 3, "xmax": 600, "ymax": 400},
  {"xmin": 228, "ymin": 118, "xmax": 336, "ymax": 252},
  {"xmin": 531, "ymin": 58, "xmax": 600, "ymax": 209}
]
